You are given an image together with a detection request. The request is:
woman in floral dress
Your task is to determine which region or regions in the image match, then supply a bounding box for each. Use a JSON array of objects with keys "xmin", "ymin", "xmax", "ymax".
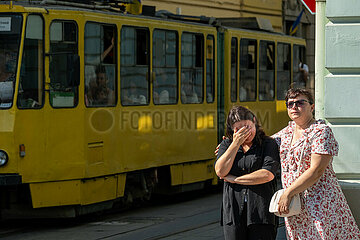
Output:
[{"xmin": 272, "ymin": 88, "xmax": 360, "ymax": 239}]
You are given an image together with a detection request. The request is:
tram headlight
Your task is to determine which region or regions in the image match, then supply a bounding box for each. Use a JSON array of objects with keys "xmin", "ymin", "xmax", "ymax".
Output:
[{"xmin": 0, "ymin": 151, "xmax": 9, "ymax": 166}]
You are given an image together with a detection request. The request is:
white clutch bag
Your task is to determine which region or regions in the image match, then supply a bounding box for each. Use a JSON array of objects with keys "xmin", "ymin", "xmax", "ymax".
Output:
[{"xmin": 269, "ymin": 189, "xmax": 301, "ymax": 217}]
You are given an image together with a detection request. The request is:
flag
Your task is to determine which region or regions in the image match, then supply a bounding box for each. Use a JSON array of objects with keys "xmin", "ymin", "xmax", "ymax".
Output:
[{"xmin": 289, "ymin": 9, "xmax": 304, "ymax": 36}]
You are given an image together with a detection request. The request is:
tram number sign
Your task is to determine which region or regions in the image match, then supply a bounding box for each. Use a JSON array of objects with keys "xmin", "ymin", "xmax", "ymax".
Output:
[{"xmin": 301, "ymin": 0, "xmax": 315, "ymax": 15}]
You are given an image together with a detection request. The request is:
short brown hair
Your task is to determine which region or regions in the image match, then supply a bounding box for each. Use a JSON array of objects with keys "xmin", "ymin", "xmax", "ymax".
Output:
[{"xmin": 285, "ymin": 88, "xmax": 314, "ymax": 104}]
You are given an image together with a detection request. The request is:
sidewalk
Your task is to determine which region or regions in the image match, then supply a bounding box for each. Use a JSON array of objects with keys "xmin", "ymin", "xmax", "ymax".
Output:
[{"xmin": 160, "ymin": 218, "xmax": 287, "ymax": 240}]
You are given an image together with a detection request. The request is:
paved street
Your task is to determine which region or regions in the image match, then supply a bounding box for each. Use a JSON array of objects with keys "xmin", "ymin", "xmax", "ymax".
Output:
[{"xmin": 0, "ymin": 190, "xmax": 287, "ymax": 240}]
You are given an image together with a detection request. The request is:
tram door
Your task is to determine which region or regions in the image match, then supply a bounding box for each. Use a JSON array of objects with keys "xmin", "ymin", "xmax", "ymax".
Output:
[
  {"xmin": 43, "ymin": 18, "xmax": 84, "ymax": 181},
  {"xmin": 15, "ymin": 14, "xmax": 47, "ymax": 182}
]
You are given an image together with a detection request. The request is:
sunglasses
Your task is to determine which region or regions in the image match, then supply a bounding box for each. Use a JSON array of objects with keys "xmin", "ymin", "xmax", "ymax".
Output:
[{"xmin": 286, "ymin": 99, "xmax": 311, "ymax": 109}]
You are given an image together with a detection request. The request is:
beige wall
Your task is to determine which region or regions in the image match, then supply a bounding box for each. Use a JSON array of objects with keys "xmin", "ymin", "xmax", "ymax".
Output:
[{"xmin": 142, "ymin": 0, "xmax": 283, "ymax": 32}]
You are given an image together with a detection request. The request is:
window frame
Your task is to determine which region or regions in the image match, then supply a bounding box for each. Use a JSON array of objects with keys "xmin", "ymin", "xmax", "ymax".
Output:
[
  {"xmin": 17, "ymin": 13, "xmax": 45, "ymax": 110},
  {"xmin": 84, "ymin": 21, "xmax": 118, "ymax": 108},
  {"xmin": 259, "ymin": 40, "xmax": 275, "ymax": 101},
  {"xmin": 239, "ymin": 38, "xmax": 257, "ymax": 102},
  {"xmin": 180, "ymin": 31, "xmax": 205, "ymax": 104},
  {"xmin": 49, "ymin": 19, "xmax": 79, "ymax": 109},
  {"xmin": 230, "ymin": 37, "xmax": 238, "ymax": 103},
  {"xmin": 277, "ymin": 42, "xmax": 291, "ymax": 100},
  {"xmin": 206, "ymin": 34, "xmax": 215, "ymax": 103},
  {"xmin": 120, "ymin": 25, "xmax": 150, "ymax": 107}
]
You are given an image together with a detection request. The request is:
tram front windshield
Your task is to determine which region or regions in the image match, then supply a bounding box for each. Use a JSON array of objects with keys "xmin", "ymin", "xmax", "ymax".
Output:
[{"xmin": 0, "ymin": 14, "xmax": 22, "ymax": 108}]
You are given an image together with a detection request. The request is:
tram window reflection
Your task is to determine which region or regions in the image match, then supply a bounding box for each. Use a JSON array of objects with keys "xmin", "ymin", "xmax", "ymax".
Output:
[
  {"xmin": 277, "ymin": 43, "xmax": 291, "ymax": 100},
  {"xmin": 206, "ymin": 35, "xmax": 215, "ymax": 103},
  {"xmin": 230, "ymin": 37, "xmax": 237, "ymax": 102},
  {"xmin": 120, "ymin": 26, "xmax": 149, "ymax": 106},
  {"xmin": 84, "ymin": 22, "xmax": 117, "ymax": 107},
  {"xmin": 49, "ymin": 20, "xmax": 79, "ymax": 108},
  {"xmin": 293, "ymin": 45, "xmax": 306, "ymax": 88},
  {"xmin": 17, "ymin": 15, "xmax": 44, "ymax": 109},
  {"xmin": 181, "ymin": 32, "xmax": 203, "ymax": 104},
  {"xmin": 153, "ymin": 29, "xmax": 178, "ymax": 105},
  {"xmin": 1, "ymin": 14, "xmax": 21, "ymax": 108},
  {"xmin": 239, "ymin": 38, "xmax": 257, "ymax": 102},
  {"xmin": 259, "ymin": 40, "xmax": 274, "ymax": 101}
]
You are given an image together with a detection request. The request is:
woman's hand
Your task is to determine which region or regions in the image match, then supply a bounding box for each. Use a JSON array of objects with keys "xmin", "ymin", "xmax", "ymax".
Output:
[
  {"xmin": 223, "ymin": 174, "xmax": 237, "ymax": 184},
  {"xmin": 233, "ymin": 126, "xmax": 251, "ymax": 146},
  {"xmin": 214, "ymin": 136, "xmax": 227, "ymax": 156},
  {"xmin": 277, "ymin": 190, "xmax": 292, "ymax": 215}
]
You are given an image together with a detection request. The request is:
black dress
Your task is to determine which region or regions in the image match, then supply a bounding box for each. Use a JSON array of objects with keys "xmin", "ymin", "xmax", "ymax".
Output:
[{"xmin": 216, "ymin": 137, "xmax": 280, "ymax": 238}]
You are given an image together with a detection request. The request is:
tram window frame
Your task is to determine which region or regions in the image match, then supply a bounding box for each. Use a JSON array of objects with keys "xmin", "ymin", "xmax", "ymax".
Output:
[
  {"xmin": 259, "ymin": 40, "xmax": 275, "ymax": 101},
  {"xmin": 120, "ymin": 26, "xmax": 150, "ymax": 106},
  {"xmin": 17, "ymin": 14, "xmax": 45, "ymax": 109},
  {"xmin": 293, "ymin": 44, "xmax": 306, "ymax": 88},
  {"xmin": 277, "ymin": 42, "xmax": 291, "ymax": 100},
  {"xmin": 230, "ymin": 37, "xmax": 238, "ymax": 102},
  {"xmin": 180, "ymin": 32, "xmax": 204, "ymax": 104},
  {"xmin": 84, "ymin": 22, "xmax": 117, "ymax": 107},
  {"xmin": 152, "ymin": 29, "xmax": 178, "ymax": 105},
  {"xmin": 239, "ymin": 38, "xmax": 257, "ymax": 102},
  {"xmin": 206, "ymin": 34, "xmax": 215, "ymax": 103},
  {"xmin": 49, "ymin": 20, "xmax": 79, "ymax": 108}
]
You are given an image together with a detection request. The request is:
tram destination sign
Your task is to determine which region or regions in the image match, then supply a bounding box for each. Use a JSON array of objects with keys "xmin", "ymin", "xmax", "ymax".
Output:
[
  {"xmin": 301, "ymin": 0, "xmax": 315, "ymax": 15},
  {"xmin": 0, "ymin": 17, "xmax": 11, "ymax": 31}
]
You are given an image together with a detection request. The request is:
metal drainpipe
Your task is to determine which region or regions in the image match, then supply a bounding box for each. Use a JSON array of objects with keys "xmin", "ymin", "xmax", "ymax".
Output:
[{"xmin": 315, "ymin": 0, "xmax": 326, "ymax": 120}]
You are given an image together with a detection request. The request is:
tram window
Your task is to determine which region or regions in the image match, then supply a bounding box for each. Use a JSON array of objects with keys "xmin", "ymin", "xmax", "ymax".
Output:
[
  {"xmin": 293, "ymin": 45, "xmax": 307, "ymax": 88},
  {"xmin": 259, "ymin": 41, "xmax": 275, "ymax": 101},
  {"xmin": 230, "ymin": 37, "xmax": 237, "ymax": 102},
  {"xmin": 153, "ymin": 29, "xmax": 178, "ymax": 105},
  {"xmin": 181, "ymin": 32, "xmax": 204, "ymax": 104},
  {"xmin": 239, "ymin": 39, "xmax": 257, "ymax": 102},
  {"xmin": 85, "ymin": 23, "xmax": 117, "ymax": 107},
  {"xmin": 277, "ymin": 43, "xmax": 291, "ymax": 100},
  {"xmin": 0, "ymin": 14, "xmax": 21, "ymax": 109},
  {"xmin": 120, "ymin": 26, "xmax": 149, "ymax": 106},
  {"xmin": 206, "ymin": 35, "xmax": 215, "ymax": 103},
  {"xmin": 49, "ymin": 20, "xmax": 79, "ymax": 108},
  {"xmin": 17, "ymin": 15, "xmax": 44, "ymax": 109}
]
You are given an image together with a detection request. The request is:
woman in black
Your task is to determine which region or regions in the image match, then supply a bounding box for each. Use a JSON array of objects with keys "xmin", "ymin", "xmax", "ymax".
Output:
[{"xmin": 215, "ymin": 106, "xmax": 280, "ymax": 240}]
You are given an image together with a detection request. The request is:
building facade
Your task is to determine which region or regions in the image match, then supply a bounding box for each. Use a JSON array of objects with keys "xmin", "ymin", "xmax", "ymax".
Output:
[{"xmin": 320, "ymin": 0, "xmax": 360, "ymax": 224}]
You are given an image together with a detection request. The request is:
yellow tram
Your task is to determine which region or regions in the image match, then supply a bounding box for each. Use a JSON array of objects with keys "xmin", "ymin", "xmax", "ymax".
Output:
[{"xmin": 0, "ymin": 1, "xmax": 305, "ymax": 217}]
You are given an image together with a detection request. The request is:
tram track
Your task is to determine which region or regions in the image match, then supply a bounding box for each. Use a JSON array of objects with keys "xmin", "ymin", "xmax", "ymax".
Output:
[{"xmin": 95, "ymin": 208, "xmax": 219, "ymax": 240}]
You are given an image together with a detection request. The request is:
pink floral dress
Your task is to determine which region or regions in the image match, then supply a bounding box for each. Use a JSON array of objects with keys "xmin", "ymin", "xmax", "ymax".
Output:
[{"xmin": 272, "ymin": 120, "xmax": 360, "ymax": 240}]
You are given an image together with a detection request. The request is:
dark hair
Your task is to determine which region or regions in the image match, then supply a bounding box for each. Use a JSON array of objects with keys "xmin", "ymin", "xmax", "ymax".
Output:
[
  {"xmin": 225, "ymin": 106, "xmax": 266, "ymax": 145},
  {"xmin": 285, "ymin": 88, "xmax": 314, "ymax": 104}
]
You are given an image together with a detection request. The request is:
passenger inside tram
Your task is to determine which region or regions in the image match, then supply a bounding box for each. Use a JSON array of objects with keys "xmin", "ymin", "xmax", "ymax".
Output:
[
  {"xmin": 122, "ymin": 81, "xmax": 146, "ymax": 105},
  {"xmin": 87, "ymin": 65, "xmax": 115, "ymax": 106},
  {"xmin": 0, "ymin": 52, "xmax": 15, "ymax": 82},
  {"xmin": 0, "ymin": 52, "xmax": 15, "ymax": 105},
  {"xmin": 181, "ymin": 73, "xmax": 199, "ymax": 104},
  {"xmin": 153, "ymin": 68, "xmax": 170, "ymax": 104}
]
